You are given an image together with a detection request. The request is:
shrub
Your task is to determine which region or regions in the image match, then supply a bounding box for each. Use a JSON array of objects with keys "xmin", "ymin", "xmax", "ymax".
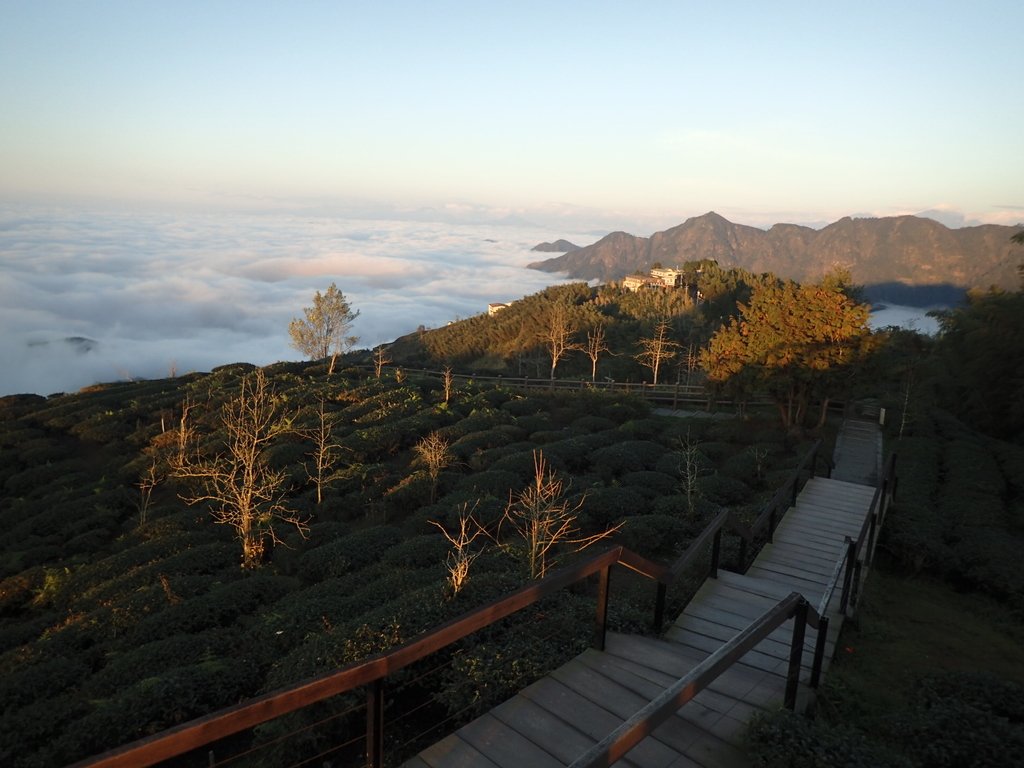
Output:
[
  {"xmin": 380, "ymin": 534, "xmax": 448, "ymax": 569},
  {"xmin": 620, "ymin": 470, "xmax": 679, "ymax": 500},
  {"xmin": 542, "ymin": 433, "xmax": 617, "ymax": 472},
  {"xmin": 450, "ymin": 428, "xmax": 514, "ymax": 460},
  {"xmin": 383, "ymin": 470, "xmax": 433, "ymax": 512},
  {"xmin": 581, "ymin": 486, "xmax": 647, "ymax": 527},
  {"xmin": 746, "ymin": 709, "xmax": 910, "ymax": 768},
  {"xmin": 63, "ymin": 658, "xmax": 260, "ymax": 764},
  {"xmin": 883, "ymin": 673, "xmax": 1024, "ymax": 768},
  {"xmin": 695, "ymin": 440, "xmax": 732, "ymax": 462},
  {"xmin": 528, "ymin": 428, "xmax": 570, "ymax": 444},
  {"xmin": 0, "ymin": 654, "xmax": 89, "ymax": 711},
  {"xmin": 85, "ymin": 629, "xmax": 234, "ymax": 697},
  {"xmin": 569, "ymin": 415, "xmax": 617, "ymax": 434},
  {"xmin": 721, "ymin": 451, "xmax": 760, "ymax": 485},
  {"xmin": 697, "ymin": 474, "xmax": 751, "ymax": 505},
  {"xmin": 499, "ymin": 396, "xmax": 546, "ymax": 417},
  {"xmin": 296, "ymin": 525, "xmax": 404, "ymax": 582},
  {"xmin": 490, "ymin": 450, "xmax": 566, "ymax": 482},
  {"xmin": 512, "ymin": 413, "xmax": 551, "ymax": 434},
  {"xmin": 615, "ymin": 418, "xmax": 665, "ymax": 441},
  {"xmin": 129, "ymin": 572, "xmax": 296, "ymax": 645},
  {"xmin": 616, "ymin": 514, "xmax": 688, "ymax": 557},
  {"xmin": 599, "ymin": 399, "xmax": 649, "ymax": 423},
  {"xmin": 452, "ymin": 469, "xmax": 521, "ymax": 500},
  {"xmin": 591, "ymin": 440, "xmax": 665, "ymax": 479}
]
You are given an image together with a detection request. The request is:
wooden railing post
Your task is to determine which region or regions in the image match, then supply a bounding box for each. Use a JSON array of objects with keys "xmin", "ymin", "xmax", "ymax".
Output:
[
  {"xmin": 366, "ymin": 679, "xmax": 384, "ymax": 768},
  {"xmin": 653, "ymin": 581, "xmax": 667, "ymax": 634},
  {"xmin": 768, "ymin": 506, "xmax": 777, "ymax": 542},
  {"xmin": 865, "ymin": 508, "xmax": 879, "ymax": 567},
  {"xmin": 850, "ymin": 559, "xmax": 863, "ymax": 611},
  {"xmin": 784, "ymin": 600, "xmax": 808, "ymax": 710},
  {"xmin": 593, "ymin": 566, "xmax": 611, "ymax": 651},
  {"xmin": 709, "ymin": 528, "xmax": 722, "ymax": 579},
  {"xmin": 810, "ymin": 615, "xmax": 829, "ymax": 689},
  {"xmin": 839, "ymin": 538, "xmax": 857, "ymax": 615}
]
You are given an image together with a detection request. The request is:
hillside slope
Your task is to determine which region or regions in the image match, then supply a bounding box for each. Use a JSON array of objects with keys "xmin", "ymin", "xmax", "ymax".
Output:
[{"xmin": 528, "ymin": 212, "xmax": 1022, "ymax": 291}]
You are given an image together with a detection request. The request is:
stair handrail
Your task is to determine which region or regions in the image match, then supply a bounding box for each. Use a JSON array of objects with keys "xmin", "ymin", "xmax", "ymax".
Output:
[
  {"xmin": 841, "ymin": 450, "xmax": 898, "ymax": 614},
  {"xmin": 72, "ymin": 544, "xmax": 667, "ymax": 768},
  {"xmin": 72, "ymin": 440, "xmax": 838, "ymax": 768},
  {"xmin": 568, "ymin": 591, "xmax": 822, "ymax": 768}
]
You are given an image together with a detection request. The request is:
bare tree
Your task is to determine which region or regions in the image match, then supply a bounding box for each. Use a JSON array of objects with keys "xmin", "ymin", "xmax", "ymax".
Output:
[
  {"xmin": 373, "ymin": 346, "xmax": 392, "ymax": 379},
  {"xmin": 540, "ymin": 303, "xmax": 580, "ymax": 380},
  {"xmin": 172, "ymin": 368, "xmax": 307, "ymax": 569},
  {"xmin": 683, "ymin": 343, "xmax": 701, "ymax": 387},
  {"xmin": 679, "ymin": 432, "xmax": 708, "ymax": 517},
  {"xmin": 500, "ymin": 451, "xmax": 622, "ymax": 579},
  {"xmin": 304, "ymin": 395, "xmax": 345, "ymax": 505},
  {"xmin": 289, "ymin": 283, "xmax": 359, "ymax": 375},
  {"xmin": 136, "ymin": 457, "xmax": 161, "ymax": 525},
  {"xmin": 442, "ymin": 366, "xmax": 455, "ymax": 403},
  {"xmin": 747, "ymin": 445, "xmax": 770, "ymax": 485},
  {"xmin": 584, "ymin": 323, "xmax": 613, "ymax": 382},
  {"xmin": 636, "ymin": 319, "xmax": 682, "ymax": 385},
  {"xmin": 414, "ymin": 431, "xmax": 453, "ymax": 503},
  {"xmin": 430, "ymin": 503, "xmax": 485, "ymax": 596}
]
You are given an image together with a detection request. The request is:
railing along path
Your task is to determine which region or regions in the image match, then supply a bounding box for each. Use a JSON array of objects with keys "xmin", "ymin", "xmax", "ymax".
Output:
[{"xmin": 75, "ymin": 420, "xmax": 892, "ymax": 768}]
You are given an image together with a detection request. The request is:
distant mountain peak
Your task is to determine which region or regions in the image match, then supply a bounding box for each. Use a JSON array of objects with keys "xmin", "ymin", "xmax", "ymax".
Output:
[
  {"xmin": 530, "ymin": 239, "xmax": 580, "ymax": 253},
  {"xmin": 527, "ymin": 212, "xmax": 1021, "ymax": 291}
]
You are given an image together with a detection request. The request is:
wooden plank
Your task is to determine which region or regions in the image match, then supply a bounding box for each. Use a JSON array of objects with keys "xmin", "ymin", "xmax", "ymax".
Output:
[
  {"xmin": 456, "ymin": 713, "xmax": 564, "ymax": 768},
  {"xmin": 758, "ymin": 541, "xmax": 844, "ymax": 568},
  {"xmin": 714, "ymin": 570, "xmax": 808, "ymax": 602},
  {"xmin": 519, "ymin": 677, "xmax": 681, "ymax": 768},
  {"xmin": 747, "ymin": 559, "xmax": 832, "ymax": 587},
  {"xmin": 417, "ymin": 734, "xmax": 503, "ymax": 768},
  {"xmin": 784, "ymin": 509, "xmax": 867, "ymax": 533},
  {"xmin": 754, "ymin": 552, "xmax": 837, "ymax": 579},
  {"xmin": 678, "ymin": 600, "xmax": 823, "ymax": 657},
  {"xmin": 549, "ymin": 657, "xmax": 737, "ymax": 762},
  {"xmin": 788, "ymin": 505, "xmax": 866, "ymax": 526},
  {"xmin": 744, "ymin": 568, "xmax": 826, "ymax": 601},
  {"xmin": 572, "ymin": 649, "xmax": 769, "ymax": 748},
  {"xmin": 491, "ymin": 696, "xmax": 602, "ymax": 766},
  {"xmin": 598, "ymin": 634, "xmax": 770, "ymax": 720},
  {"xmin": 781, "ymin": 509, "xmax": 862, "ymax": 532},
  {"xmin": 593, "ymin": 641, "xmax": 767, "ymax": 719}
]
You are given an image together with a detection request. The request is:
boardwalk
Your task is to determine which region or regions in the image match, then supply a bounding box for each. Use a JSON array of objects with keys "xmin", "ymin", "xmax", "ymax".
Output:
[{"xmin": 405, "ymin": 417, "xmax": 883, "ymax": 768}]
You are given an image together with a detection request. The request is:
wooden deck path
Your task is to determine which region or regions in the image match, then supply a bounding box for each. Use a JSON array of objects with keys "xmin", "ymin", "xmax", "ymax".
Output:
[{"xmin": 405, "ymin": 418, "xmax": 882, "ymax": 768}]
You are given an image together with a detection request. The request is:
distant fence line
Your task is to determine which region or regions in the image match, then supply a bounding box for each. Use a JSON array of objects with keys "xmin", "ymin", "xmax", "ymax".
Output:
[{"xmin": 390, "ymin": 367, "xmax": 773, "ymax": 410}]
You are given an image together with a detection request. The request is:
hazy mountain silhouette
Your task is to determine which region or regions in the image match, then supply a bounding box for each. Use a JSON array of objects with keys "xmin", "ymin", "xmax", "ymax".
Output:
[
  {"xmin": 528, "ymin": 212, "xmax": 1022, "ymax": 296},
  {"xmin": 530, "ymin": 239, "xmax": 580, "ymax": 252}
]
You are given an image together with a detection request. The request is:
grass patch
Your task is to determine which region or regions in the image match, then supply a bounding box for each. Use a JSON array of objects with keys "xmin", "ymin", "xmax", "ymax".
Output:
[
  {"xmin": 819, "ymin": 569, "xmax": 1024, "ymax": 723},
  {"xmin": 747, "ymin": 567, "xmax": 1024, "ymax": 767}
]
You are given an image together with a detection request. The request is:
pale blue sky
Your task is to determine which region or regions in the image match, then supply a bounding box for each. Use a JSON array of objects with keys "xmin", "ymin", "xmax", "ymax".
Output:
[{"xmin": 2, "ymin": 1, "xmax": 1021, "ymax": 228}]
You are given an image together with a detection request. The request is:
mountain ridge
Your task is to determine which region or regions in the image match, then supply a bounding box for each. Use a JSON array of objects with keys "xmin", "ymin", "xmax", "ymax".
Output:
[{"xmin": 527, "ymin": 212, "xmax": 1022, "ymax": 290}]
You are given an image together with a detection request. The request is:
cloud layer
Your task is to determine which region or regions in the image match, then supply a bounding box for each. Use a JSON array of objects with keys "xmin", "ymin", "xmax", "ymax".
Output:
[{"xmin": 0, "ymin": 205, "xmax": 585, "ymax": 396}]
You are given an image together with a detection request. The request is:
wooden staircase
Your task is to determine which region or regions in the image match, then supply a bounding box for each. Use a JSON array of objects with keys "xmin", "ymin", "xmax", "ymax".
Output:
[{"xmin": 405, "ymin": 421, "xmax": 882, "ymax": 768}]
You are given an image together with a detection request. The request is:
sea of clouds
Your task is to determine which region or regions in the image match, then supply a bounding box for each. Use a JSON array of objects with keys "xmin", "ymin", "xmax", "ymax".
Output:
[
  {"xmin": 0, "ymin": 205, "xmax": 947, "ymax": 398},
  {"xmin": 0, "ymin": 205, "xmax": 590, "ymax": 396}
]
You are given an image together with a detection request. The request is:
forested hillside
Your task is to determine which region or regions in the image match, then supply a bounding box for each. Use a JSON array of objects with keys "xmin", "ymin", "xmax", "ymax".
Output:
[
  {"xmin": 0, "ymin": 360, "xmax": 816, "ymax": 766},
  {"xmin": 528, "ymin": 212, "xmax": 1023, "ymax": 295},
  {"xmin": 2, "ymin": 265, "xmax": 1022, "ymax": 767}
]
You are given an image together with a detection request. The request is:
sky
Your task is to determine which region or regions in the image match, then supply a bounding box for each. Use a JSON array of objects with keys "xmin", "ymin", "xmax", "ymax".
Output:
[
  {"xmin": 0, "ymin": 2, "xmax": 1018, "ymax": 395},
  {"xmin": 1, "ymin": 1, "xmax": 1022, "ymax": 228}
]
